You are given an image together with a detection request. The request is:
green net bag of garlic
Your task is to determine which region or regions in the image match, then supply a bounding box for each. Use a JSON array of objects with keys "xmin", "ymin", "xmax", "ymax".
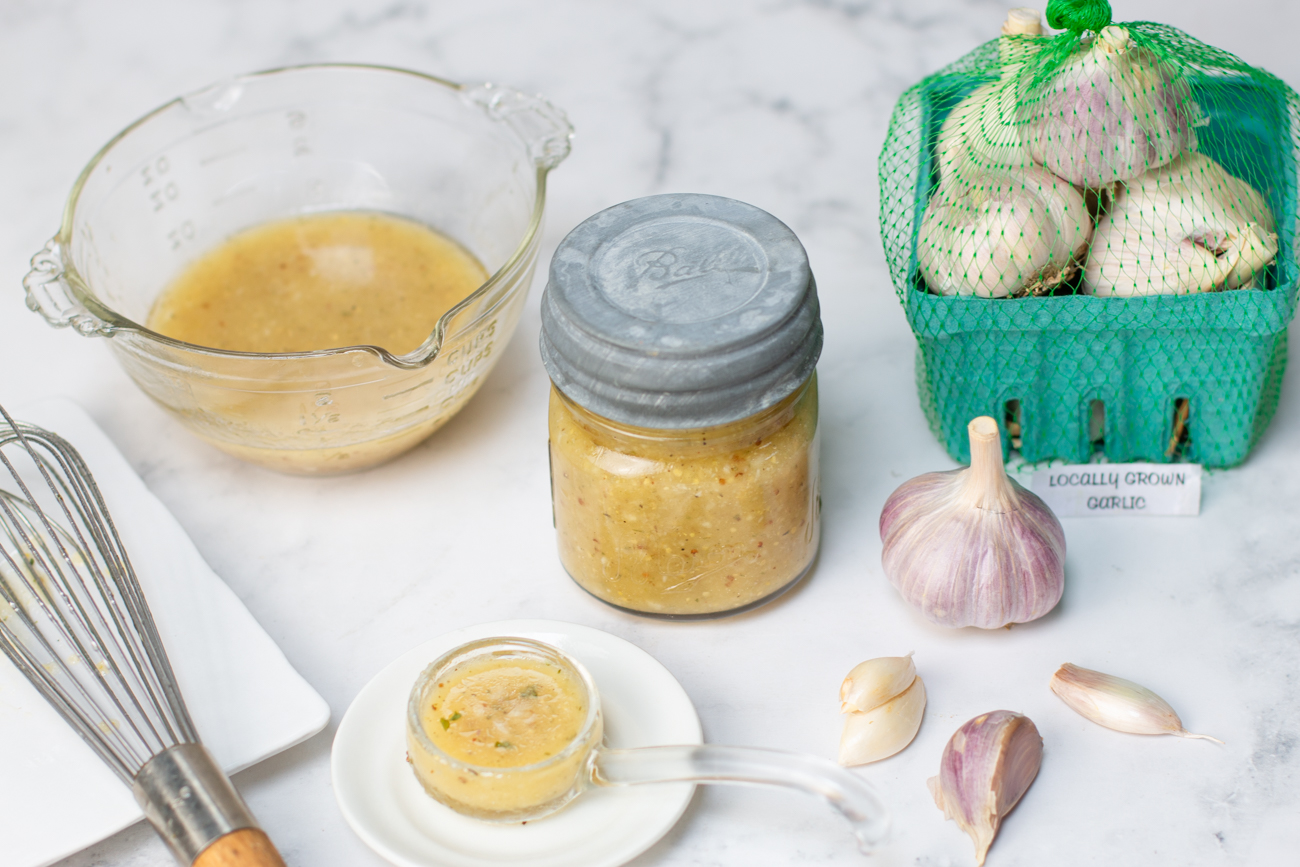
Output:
[{"xmin": 879, "ymin": 0, "xmax": 1300, "ymax": 466}]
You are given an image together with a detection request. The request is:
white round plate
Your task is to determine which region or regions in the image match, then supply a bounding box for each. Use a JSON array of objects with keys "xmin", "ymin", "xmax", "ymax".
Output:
[{"xmin": 332, "ymin": 619, "xmax": 702, "ymax": 867}]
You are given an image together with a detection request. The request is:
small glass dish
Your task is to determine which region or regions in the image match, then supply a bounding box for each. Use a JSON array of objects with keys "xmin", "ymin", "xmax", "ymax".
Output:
[
  {"xmin": 24, "ymin": 64, "xmax": 572, "ymax": 474},
  {"xmin": 406, "ymin": 637, "xmax": 604, "ymax": 822}
]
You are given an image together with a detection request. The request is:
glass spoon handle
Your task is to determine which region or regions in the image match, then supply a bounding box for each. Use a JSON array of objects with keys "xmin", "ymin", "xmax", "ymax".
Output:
[{"xmin": 591, "ymin": 744, "xmax": 890, "ymax": 854}]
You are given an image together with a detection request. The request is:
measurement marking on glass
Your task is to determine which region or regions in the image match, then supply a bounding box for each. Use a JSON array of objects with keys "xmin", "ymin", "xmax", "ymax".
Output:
[
  {"xmin": 199, "ymin": 147, "xmax": 250, "ymax": 166},
  {"xmin": 383, "ymin": 378, "xmax": 435, "ymax": 400},
  {"xmin": 168, "ymin": 221, "xmax": 196, "ymax": 251}
]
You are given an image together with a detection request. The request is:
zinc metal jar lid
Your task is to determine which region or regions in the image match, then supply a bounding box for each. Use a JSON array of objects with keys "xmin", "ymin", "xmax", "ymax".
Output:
[{"xmin": 539, "ymin": 193, "xmax": 822, "ymax": 429}]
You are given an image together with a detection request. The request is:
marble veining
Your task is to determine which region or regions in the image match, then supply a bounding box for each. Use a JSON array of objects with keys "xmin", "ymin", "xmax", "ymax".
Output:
[{"xmin": 2, "ymin": 1, "xmax": 1299, "ymax": 865}]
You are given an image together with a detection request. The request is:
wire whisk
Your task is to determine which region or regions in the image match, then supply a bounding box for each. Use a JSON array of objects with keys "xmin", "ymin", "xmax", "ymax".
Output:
[{"xmin": 0, "ymin": 406, "xmax": 285, "ymax": 867}]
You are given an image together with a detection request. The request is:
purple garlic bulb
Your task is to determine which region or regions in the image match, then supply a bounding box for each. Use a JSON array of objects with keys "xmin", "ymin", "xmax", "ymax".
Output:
[
  {"xmin": 929, "ymin": 710, "xmax": 1043, "ymax": 866},
  {"xmin": 1018, "ymin": 25, "xmax": 1198, "ymax": 188},
  {"xmin": 879, "ymin": 416, "xmax": 1065, "ymax": 629}
]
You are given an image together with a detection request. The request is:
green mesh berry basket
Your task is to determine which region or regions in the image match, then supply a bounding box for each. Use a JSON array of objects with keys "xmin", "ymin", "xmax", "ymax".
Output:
[{"xmin": 880, "ymin": 1, "xmax": 1300, "ymax": 466}]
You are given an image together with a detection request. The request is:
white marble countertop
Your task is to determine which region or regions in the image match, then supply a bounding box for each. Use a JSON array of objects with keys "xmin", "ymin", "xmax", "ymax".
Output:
[{"xmin": 3, "ymin": 1, "xmax": 1299, "ymax": 865}]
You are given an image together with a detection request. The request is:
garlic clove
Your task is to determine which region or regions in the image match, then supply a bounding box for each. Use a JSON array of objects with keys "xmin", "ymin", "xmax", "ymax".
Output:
[
  {"xmin": 880, "ymin": 416, "xmax": 1066, "ymax": 629},
  {"xmin": 1050, "ymin": 663, "xmax": 1223, "ymax": 743},
  {"xmin": 928, "ymin": 710, "xmax": 1042, "ymax": 866},
  {"xmin": 840, "ymin": 654, "xmax": 916, "ymax": 713},
  {"xmin": 839, "ymin": 676, "xmax": 927, "ymax": 766}
]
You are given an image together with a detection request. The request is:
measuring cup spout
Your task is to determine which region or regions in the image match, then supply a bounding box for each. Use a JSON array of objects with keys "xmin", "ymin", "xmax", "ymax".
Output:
[{"xmin": 591, "ymin": 744, "xmax": 891, "ymax": 854}]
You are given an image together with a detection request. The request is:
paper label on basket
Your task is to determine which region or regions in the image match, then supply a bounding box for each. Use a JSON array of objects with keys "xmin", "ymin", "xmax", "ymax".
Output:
[{"xmin": 1030, "ymin": 464, "xmax": 1202, "ymax": 517}]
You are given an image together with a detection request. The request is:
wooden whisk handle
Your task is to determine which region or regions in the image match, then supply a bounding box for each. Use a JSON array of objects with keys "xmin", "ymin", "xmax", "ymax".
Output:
[
  {"xmin": 193, "ymin": 828, "xmax": 286, "ymax": 867},
  {"xmin": 135, "ymin": 745, "xmax": 284, "ymax": 866}
]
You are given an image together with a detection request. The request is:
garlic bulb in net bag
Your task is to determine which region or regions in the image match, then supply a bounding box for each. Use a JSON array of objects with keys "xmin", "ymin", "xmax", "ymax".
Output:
[
  {"xmin": 1084, "ymin": 151, "xmax": 1278, "ymax": 296},
  {"xmin": 920, "ymin": 8, "xmax": 1092, "ymax": 298},
  {"xmin": 1018, "ymin": 22, "xmax": 1199, "ymax": 188},
  {"xmin": 918, "ymin": 165, "xmax": 1092, "ymax": 297},
  {"xmin": 935, "ymin": 16, "xmax": 1045, "ymax": 181}
]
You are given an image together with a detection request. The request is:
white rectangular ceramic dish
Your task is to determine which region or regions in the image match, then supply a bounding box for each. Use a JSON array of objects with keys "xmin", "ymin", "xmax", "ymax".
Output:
[{"xmin": 0, "ymin": 397, "xmax": 330, "ymax": 867}]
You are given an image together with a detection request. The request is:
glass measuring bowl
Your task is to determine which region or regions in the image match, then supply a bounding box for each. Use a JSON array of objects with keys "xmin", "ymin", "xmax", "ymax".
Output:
[
  {"xmin": 23, "ymin": 64, "xmax": 573, "ymax": 474},
  {"xmin": 406, "ymin": 637, "xmax": 890, "ymax": 852}
]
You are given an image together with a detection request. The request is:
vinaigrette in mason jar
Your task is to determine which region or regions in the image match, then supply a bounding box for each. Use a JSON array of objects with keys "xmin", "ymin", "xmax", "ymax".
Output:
[
  {"xmin": 540, "ymin": 194, "xmax": 823, "ymax": 618},
  {"xmin": 549, "ymin": 379, "xmax": 819, "ymax": 615}
]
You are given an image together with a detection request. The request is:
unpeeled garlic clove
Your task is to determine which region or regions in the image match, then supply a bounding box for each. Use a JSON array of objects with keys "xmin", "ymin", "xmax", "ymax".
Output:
[
  {"xmin": 840, "ymin": 654, "xmax": 916, "ymax": 713},
  {"xmin": 1050, "ymin": 663, "xmax": 1223, "ymax": 743},
  {"xmin": 840, "ymin": 675, "xmax": 926, "ymax": 766},
  {"xmin": 928, "ymin": 711, "xmax": 1042, "ymax": 866},
  {"xmin": 880, "ymin": 416, "xmax": 1066, "ymax": 628}
]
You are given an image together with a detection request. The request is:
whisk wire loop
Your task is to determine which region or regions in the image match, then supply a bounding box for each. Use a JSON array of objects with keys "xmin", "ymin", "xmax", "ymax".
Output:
[
  {"xmin": 0, "ymin": 408, "xmax": 199, "ymax": 780},
  {"xmin": 0, "ymin": 491, "xmax": 161, "ymax": 772}
]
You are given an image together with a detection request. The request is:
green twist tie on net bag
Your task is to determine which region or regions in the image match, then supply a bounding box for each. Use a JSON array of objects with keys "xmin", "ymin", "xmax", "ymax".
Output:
[
  {"xmin": 1045, "ymin": 0, "xmax": 1112, "ymax": 34},
  {"xmin": 878, "ymin": 4, "xmax": 1300, "ymax": 467}
]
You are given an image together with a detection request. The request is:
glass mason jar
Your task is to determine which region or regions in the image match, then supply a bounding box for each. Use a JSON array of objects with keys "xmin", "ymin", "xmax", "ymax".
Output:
[{"xmin": 540, "ymin": 194, "xmax": 823, "ymax": 619}]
